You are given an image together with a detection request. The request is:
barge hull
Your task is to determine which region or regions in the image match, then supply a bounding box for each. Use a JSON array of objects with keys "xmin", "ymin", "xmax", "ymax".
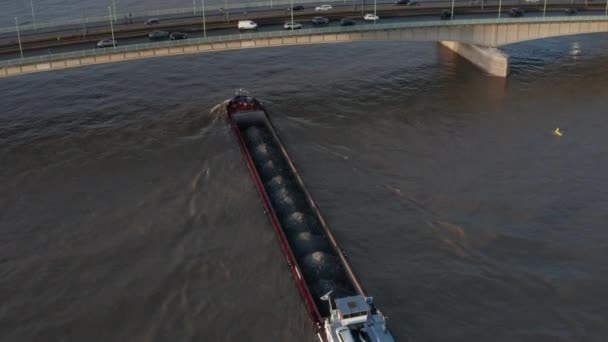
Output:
[
  {"xmin": 226, "ymin": 96, "xmax": 374, "ymax": 340},
  {"xmin": 226, "ymin": 106, "xmax": 324, "ymax": 336}
]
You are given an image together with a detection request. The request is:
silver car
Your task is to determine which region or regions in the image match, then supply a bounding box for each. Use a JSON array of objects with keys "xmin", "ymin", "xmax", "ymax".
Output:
[
  {"xmin": 284, "ymin": 22, "xmax": 303, "ymax": 29},
  {"xmin": 97, "ymin": 39, "xmax": 117, "ymax": 48}
]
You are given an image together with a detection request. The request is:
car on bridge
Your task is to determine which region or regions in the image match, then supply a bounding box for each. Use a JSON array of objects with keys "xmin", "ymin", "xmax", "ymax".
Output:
[
  {"xmin": 287, "ymin": 5, "xmax": 305, "ymax": 11},
  {"xmin": 440, "ymin": 10, "xmax": 451, "ymax": 20},
  {"xmin": 364, "ymin": 13, "xmax": 380, "ymax": 21},
  {"xmin": 96, "ymin": 39, "xmax": 117, "ymax": 48},
  {"xmin": 312, "ymin": 16, "xmax": 330, "ymax": 25},
  {"xmin": 170, "ymin": 32, "xmax": 188, "ymax": 40},
  {"xmin": 564, "ymin": 8, "xmax": 577, "ymax": 15},
  {"xmin": 238, "ymin": 20, "xmax": 258, "ymax": 30},
  {"xmin": 145, "ymin": 18, "xmax": 160, "ymax": 25},
  {"xmin": 509, "ymin": 8, "xmax": 525, "ymax": 17},
  {"xmin": 524, "ymin": 0, "xmax": 540, "ymax": 3},
  {"xmin": 284, "ymin": 22, "xmax": 303, "ymax": 29},
  {"xmin": 148, "ymin": 30, "xmax": 170, "ymax": 40},
  {"xmin": 395, "ymin": 0, "xmax": 418, "ymax": 5},
  {"xmin": 340, "ymin": 18, "xmax": 355, "ymax": 26},
  {"xmin": 315, "ymin": 4, "xmax": 333, "ymax": 11}
]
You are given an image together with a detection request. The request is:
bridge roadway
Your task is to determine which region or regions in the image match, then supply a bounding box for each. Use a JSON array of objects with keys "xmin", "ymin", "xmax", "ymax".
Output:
[
  {"xmin": 2, "ymin": 10, "xmax": 602, "ymax": 61},
  {"xmin": 0, "ymin": 0, "xmax": 546, "ymax": 37},
  {"xmin": 1, "ymin": 7, "xmax": 607, "ymax": 78},
  {"xmin": 2, "ymin": 2, "xmax": 516, "ymax": 52},
  {"xmin": 0, "ymin": 0, "xmax": 604, "ymax": 57}
]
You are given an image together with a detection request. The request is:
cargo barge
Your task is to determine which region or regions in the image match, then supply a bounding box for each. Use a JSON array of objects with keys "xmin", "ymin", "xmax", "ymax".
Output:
[{"xmin": 226, "ymin": 95, "xmax": 395, "ymax": 342}]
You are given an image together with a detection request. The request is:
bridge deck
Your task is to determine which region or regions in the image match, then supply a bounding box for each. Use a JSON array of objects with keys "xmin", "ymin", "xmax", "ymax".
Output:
[{"xmin": 1, "ymin": 14, "xmax": 607, "ymax": 78}]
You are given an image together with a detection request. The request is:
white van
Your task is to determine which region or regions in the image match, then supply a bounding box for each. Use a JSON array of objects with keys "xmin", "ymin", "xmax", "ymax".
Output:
[{"xmin": 238, "ymin": 20, "xmax": 258, "ymax": 30}]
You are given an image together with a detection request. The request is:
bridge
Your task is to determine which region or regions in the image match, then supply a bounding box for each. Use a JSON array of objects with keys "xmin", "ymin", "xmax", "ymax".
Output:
[{"xmin": 1, "ymin": 5, "xmax": 607, "ymax": 78}]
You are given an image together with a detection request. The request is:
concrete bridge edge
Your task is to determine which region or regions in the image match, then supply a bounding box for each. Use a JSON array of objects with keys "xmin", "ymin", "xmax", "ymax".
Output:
[{"xmin": 0, "ymin": 35, "xmax": 354, "ymax": 78}]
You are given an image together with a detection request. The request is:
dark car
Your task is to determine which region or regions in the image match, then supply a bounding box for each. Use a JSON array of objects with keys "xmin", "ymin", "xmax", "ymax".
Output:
[
  {"xmin": 340, "ymin": 18, "xmax": 355, "ymax": 26},
  {"xmin": 170, "ymin": 32, "xmax": 188, "ymax": 40},
  {"xmin": 312, "ymin": 16, "xmax": 330, "ymax": 25},
  {"xmin": 509, "ymin": 8, "xmax": 525, "ymax": 17},
  {"xmin": 148, "ymin": 30, "xmax": 170, "ymax": 40},
  {"xmin": 440, "ymin": 10, "xmax": 451, "ymax": 20},
  {"xmin": 145, "ymin": 18, "xmax": 160, "ymax": 25},
  {"xmin": 287, "ymin": 5, "xmax": 304, "ymax": 11},
  {"xmin": 395, "ymin": 0, "xmax": 410, "ymax": 4},
  {"xmin": 564, "ymin": 8, "xmax": 577, "ymax": 15}
]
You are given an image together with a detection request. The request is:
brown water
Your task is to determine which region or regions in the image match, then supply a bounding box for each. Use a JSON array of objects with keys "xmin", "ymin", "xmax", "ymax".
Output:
[{"xmin": 1, "ymin": 36, "xmax": 608, "ymax": 342}]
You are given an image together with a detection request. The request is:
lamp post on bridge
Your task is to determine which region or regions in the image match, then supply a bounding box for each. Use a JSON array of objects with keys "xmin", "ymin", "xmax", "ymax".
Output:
[
  {"xmin": 112, "ymin": 0, "xmax": 117, "ymax": 23},
  {"xmin": 15, "ymin": 17, "xmax": 24, "ymax": 59},
  {"xmin": 30, "ymin": 0, "xmax": 37, "ymax": 30},
  {"xmin": 82, "ymin": 9, "xmax": 88, "ymax": 38},
  {"xmin": 451, "ymin": 0, "xmax": 455, "ymax": 20},
  {"xmin": 498, "ymin": 0, "xmax": 502, "ymax": 19},
  {"xmin": 605, "ymin": 0, "xmax": 608, "ymax": 15},
  {"xmin": 374, "ymin": 0, "xmax": 377, "ymax": 23},
  {"xmin": 108, "ymin": 6, "xmax": 116, "ymax": 49},
  {"xmin": 543, "ymin": 0, "xmax": 547, "ymax": 18},
  {"xmin": 225, "ymin": 0, "xmax": 230, "ymax": 22},
  {"xmin": 290, "ymin": 0, "xmax": 295, "ymax": 30},
  {"xmin": 201, "ymin": 0, "xmax": 207, "ymax": 37}
]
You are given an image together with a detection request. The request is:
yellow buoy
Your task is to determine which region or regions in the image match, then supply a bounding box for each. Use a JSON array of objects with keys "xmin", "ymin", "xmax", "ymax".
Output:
[{"xmin": 553, "ymin": 128, "xmax": 563, "ymax": 136}]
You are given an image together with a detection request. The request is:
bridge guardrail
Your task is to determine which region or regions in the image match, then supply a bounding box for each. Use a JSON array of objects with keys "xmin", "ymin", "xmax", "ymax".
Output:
[{"xmin": 1, "ymin": 15, "xmax": 607, "ymax": 68}]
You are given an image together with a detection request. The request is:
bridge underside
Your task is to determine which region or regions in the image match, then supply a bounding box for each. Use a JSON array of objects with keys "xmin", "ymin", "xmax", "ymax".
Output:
[
  {"xmin": 439, "ymin": 41, "xmax": 510, "ymax": 77},
  {"xmin": 1, "ymin": 18, "xmax": 607, "ymax": 78}
]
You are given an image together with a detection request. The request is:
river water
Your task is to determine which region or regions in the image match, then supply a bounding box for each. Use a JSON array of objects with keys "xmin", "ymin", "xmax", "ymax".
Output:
[{"xmin": 1, "ymin": 27, "xmax": 608, "ymax": 341}]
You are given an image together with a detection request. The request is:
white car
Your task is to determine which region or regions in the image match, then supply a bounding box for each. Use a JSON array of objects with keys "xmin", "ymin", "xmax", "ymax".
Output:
[
  {"xmin": 524, "ymin": 0, "xmax": 540, "ymax": 3},
  {"xmin": 363, "ymin": 13, "xmax": 380, "ymax": 21},
  {"xmin": 284, "ymin": 22, "xmax": 303, "ymax": 29},
  {"xmin": 315, "ymin": 4, "xmax": 333, "ymax": 11},
  {"xmin": 97, "ymin": 39, "xmax": 117, "ymax": 48},
  {"xmin": 238, "ymin": 20, "xmax": 258, "ymax": 30}
]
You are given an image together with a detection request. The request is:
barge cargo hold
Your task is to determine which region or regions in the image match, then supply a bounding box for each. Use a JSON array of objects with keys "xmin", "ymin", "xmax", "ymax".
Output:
[{"xmin": 226, "ymin": 95, "xmax": 395, "ymax": 342}]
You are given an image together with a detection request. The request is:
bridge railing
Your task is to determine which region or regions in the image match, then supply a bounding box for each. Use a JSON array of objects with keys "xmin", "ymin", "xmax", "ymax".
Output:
[{"xmin": 1, "ymin": 15, "xmax": 607, "ymax": 68}]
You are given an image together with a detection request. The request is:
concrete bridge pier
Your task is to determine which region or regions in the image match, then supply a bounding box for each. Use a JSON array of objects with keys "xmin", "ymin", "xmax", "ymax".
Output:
[{"xmin": 439, "ymin": 41, "xmax": 509, "ymax": 78}]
